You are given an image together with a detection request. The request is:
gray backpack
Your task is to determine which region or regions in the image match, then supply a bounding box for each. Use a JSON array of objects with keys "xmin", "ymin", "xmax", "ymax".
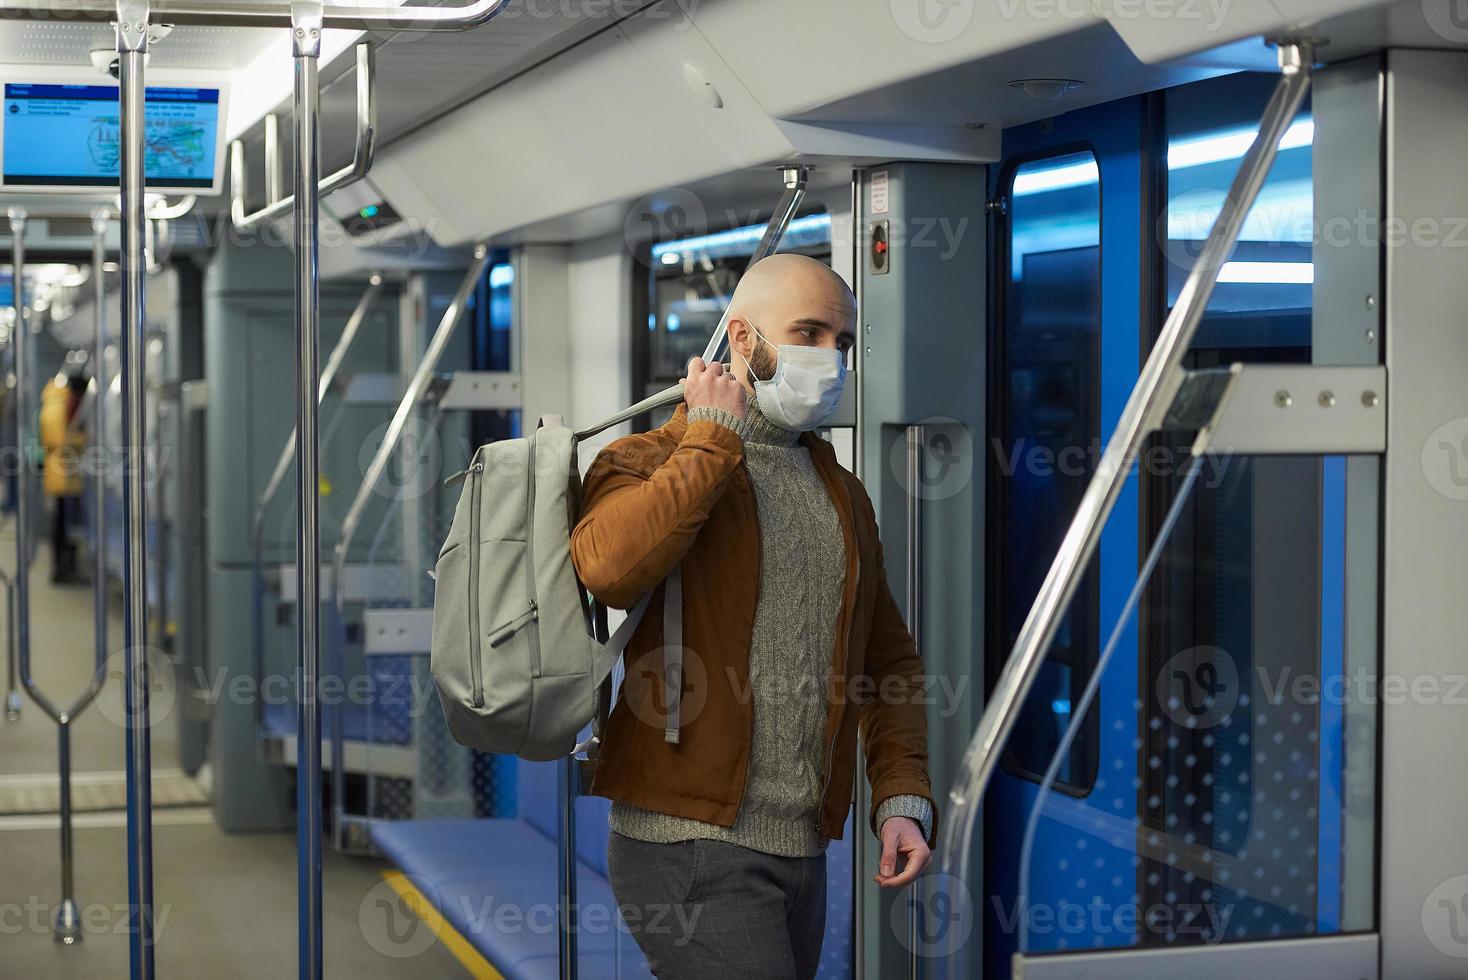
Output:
[{"xmin": 430, "ymin": 385, "xmax": 687, "ymax": 761}]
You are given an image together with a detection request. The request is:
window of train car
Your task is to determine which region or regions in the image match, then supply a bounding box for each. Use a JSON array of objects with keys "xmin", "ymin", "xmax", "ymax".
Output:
[
  {"xmin": 632, "ymin": 211, "xmax": 833, "ymax": 426},
  {"xmin": 1163, "ymin": 73, "xmax": 1313, "ymax": 354},
  {"xmin": 469, "ymin": 256, "xmax": 517, "ymax": 445},
  {"xmin": 993, "ymin": 149, "xmax": 1103, "ymax": 795}
]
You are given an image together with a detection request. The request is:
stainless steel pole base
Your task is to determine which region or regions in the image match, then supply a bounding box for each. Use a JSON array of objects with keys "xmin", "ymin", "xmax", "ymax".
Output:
[
  {"xmin": 53, "ymin": 897, "xmax": 83, "ymax": 944},
  {"xmin": 5, "ymin": 690, "xmax": 20, "ymax": 721}
]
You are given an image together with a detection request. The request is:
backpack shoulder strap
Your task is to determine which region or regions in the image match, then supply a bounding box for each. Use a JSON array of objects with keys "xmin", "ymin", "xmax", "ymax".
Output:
[
  {"xmin": 590, "ymin": 587, "xmax": 655, "ymax": 685},
  {"xmin": 582, "ymin": 563, "xmax": 684, "ymax": 755}
]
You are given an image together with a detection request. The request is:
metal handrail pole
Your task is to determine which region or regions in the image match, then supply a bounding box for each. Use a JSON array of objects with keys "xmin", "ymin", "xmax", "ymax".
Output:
[
  {"xmin": 250, "ymin": 275, "xmax": 383, "ymax": 732},
  {"xmin": 326, "ymin": 248, "xmax": 486, "ymax": 857},
  {"xmin": 934, "ymin": 43, "xmax": 1314, "ymax": 976},
  {"xmin": 699, "ymin": 165, "xmax": 809, "ymax": 364},
  {"xmin": 12, "ymin": 206, "xmax": 92, "ymax": 944},
  {"xmin": 231, "ymin": 43, "xmax": 377, "ymax": 232},
  {"xmin": 332, "ymin": 244, "xmax": 490, "ymax": 607},
  {"xmin": 254, "ymin": 274, "xmax": 384, "ymax": 538},
  {"xmin": 265, "ymin": 112, "xmax": 284, "ymax": 206},
  {"xmin": 289, "ymin": 3, "xmax": 327, "ymax": 975},
  {"xmin": 0, "ymin": 0, "xmax": 512, "ymax": 32},
  {"xmin": 905, "ymin": 425, "xmax": 924, "ymax": 976},
  {"xmin": 3, "ymin": 570, "xmax": 16, "ymax": 721},
  {"xmin": 117, "ymin": 3, "xmax": 157, "ymax": 974},
  {"xmin": 55, "ymin": 212, "xmax": 115, "ymax": 725}
]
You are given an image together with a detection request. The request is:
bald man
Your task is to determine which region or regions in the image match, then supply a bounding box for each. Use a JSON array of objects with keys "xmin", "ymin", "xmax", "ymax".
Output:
[{"xmin": 571, "ymin": 254, "xmax": 937, "ymax": 980}]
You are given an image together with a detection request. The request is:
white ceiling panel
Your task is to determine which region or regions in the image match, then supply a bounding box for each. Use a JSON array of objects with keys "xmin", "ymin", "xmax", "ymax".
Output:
[{"xmin": 0, "ymin": 17, "xmax": 279, "ymax": 70}]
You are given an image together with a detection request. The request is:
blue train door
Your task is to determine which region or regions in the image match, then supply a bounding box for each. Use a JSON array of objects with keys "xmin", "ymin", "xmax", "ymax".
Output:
[
  {"xmin": 984, "ymin": 94, "xmax": 1150, "ymax": 977},
  {"xmin": 983, "ymin": 69, "xmax": 1379, "ymax": 979}
]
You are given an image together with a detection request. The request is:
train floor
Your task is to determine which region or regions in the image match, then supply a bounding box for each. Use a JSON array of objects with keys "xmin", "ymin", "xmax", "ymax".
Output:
[{"xmin": 0, "ymin": 514, "xmax": 468, "ymax": 978}]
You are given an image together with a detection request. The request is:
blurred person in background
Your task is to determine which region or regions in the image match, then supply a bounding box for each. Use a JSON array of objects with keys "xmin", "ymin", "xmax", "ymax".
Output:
[{"xmin": 39, "ymin": 360, "xmax": 88, "ymax": 584}]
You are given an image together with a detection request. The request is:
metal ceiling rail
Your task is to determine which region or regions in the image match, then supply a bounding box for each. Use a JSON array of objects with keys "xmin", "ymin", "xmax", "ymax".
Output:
[
  {"xmin": 230, "ymin": 42, "xmax": 377, "ymax": 231},
  {"xmin": 932, "ymin": 38, "xmax": 1318, "ymax": 978},
  {"xmin": 0, "ymin": 0, "xmax": 510, "ymax": 29}
]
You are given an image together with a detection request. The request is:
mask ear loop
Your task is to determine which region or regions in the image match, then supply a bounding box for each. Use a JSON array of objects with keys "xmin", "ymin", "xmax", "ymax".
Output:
[
  {"xmin": 739, "ymin": 315, "xmax": 786, "ymax": 387},
  {"xmin": 739, "ymin": 316, "xmax": 778, "ymax": 387}
]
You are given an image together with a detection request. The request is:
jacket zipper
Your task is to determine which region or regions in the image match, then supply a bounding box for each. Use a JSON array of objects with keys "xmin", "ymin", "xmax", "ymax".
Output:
[
  {"xmin": 466, "ymin": 450, "xmax": 485, "ymax": 707},
  {"xmin": 525, "ymin": 433, "xmax": 543, "ymax": 677}
]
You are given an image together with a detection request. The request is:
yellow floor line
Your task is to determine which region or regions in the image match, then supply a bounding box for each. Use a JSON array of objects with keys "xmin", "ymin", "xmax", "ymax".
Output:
[{"xmin": 381, "ymin": 869, "xmax": 504, "ymax": 980}]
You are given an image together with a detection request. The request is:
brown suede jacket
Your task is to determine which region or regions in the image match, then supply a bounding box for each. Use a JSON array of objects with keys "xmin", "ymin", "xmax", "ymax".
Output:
[{"xmin": 570, "ymin": 403, "xmax": 938, "ymax": 845}]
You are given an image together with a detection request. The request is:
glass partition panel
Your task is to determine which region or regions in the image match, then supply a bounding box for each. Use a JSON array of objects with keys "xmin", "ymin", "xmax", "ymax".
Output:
[{"xmin": 1016, "ymin": 453, "xmax": 1377, "ymax": 958}]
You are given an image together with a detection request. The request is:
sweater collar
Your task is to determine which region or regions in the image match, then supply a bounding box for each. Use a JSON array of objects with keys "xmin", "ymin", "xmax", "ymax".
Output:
[
  {"xmin": 742, "ymin": 397, "xmax": 802, "ymax": 447},
  {"xmin": 668, "ymin": 401, "xmax": 817, "ymax": 452}
]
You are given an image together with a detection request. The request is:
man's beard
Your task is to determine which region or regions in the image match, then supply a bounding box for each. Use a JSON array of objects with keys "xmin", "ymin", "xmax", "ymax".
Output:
[{"xmin": 746, "ymin": 339, "xmax": 777, "ymax": 388}]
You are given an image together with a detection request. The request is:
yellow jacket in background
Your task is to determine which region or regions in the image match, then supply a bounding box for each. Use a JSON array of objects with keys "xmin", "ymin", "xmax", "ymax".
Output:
[{"xmin": 39, "ymin": 379, "xmax": 84, "ymax": 498}]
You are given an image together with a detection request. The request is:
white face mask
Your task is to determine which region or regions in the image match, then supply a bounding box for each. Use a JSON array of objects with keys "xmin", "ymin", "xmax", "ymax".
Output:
[{"xmin": 742, "ymin": 318, "xmax": 847, "ymax": 432}]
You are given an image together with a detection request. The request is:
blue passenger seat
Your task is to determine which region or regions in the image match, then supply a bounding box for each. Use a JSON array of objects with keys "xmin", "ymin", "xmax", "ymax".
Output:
[{"xmin": 371, "ymin": 758, "xmax": 857, "ymax": 978}]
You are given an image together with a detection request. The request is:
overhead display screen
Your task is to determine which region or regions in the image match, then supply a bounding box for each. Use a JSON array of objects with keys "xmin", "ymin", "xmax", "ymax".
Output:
[{"xmin": 1, "ymin": 81, "xmax": 224, "ymax": 193}]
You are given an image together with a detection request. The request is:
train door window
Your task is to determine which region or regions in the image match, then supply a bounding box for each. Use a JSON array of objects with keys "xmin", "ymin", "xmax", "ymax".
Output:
[
  {"xmin": 1164, "ymin": 72, "xmax": 1313, "ymax": 354},
  {"xmin": 993, "ymin": 149, "xmax": 1102, "ymax": 793},
  {"xmin": 470, "ymin": 256, "xmax": 517, "ymax": 448},
  {"xmin": 1136, "ymin": 72, "xmax": 1365, "ymax": 946},
  {"xmin": 633, "ymin": 211, "xmax": 833, "ymax": 415}
]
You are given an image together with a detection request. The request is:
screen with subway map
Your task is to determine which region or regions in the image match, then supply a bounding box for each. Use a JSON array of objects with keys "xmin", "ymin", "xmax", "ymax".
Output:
[{"xmin": 3, "ymin": 83, "xmax": 219, "ymax": 189}]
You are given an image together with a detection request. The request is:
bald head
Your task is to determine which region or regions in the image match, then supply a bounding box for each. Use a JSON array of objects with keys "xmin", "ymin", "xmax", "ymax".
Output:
[{"xmin": 726, "ymin": 253, "xmax": 856, "ymax": 393}]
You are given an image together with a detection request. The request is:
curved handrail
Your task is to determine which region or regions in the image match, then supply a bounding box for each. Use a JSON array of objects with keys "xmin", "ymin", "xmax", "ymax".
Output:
[
  {"xmin": 232, "ymin": 43, "xmax": 377, "ymax": 231},
  {"xmin": 250, "ymin": 274, "xmax": 384, "ymax": 730},
  {"xmin": 933, "ymin": 39, "xmax": 1316, "ymax": 976},
  {"xmin": 332, "ymin": 245, "xmax": 490, "ymax": 610}
]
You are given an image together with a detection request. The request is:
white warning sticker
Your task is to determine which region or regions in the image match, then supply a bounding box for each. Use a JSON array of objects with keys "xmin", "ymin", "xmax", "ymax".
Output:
[{"xmin": 870, "ymin": 170, "xmax": 889, "ymax": 215}]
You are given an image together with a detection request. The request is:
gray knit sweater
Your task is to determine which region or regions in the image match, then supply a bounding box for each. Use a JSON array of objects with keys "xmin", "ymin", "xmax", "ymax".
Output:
[{"xmin": 607, "ymin": 399, "xmax": 933, "ymax": 857}]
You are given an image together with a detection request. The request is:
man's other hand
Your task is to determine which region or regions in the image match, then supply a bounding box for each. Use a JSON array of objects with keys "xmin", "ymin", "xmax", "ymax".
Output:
[
  {"xmin": 682, "ymin": 357, "xmax": 747, "ymax": 420},
  {"xmin": 873, "ymin": 816, "xmax": 931, "ymax": 888}
]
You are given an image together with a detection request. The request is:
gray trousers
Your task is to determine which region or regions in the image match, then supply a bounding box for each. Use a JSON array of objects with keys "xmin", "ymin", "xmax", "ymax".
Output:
[{"xmin": 607, "ymin": 831, "xmax": 828, "ymax": 980}]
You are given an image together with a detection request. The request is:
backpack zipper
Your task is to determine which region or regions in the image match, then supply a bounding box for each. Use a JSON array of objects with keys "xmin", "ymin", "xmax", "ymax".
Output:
[
  {"xmin": 525, "ymin": 433, "xmax": 543, "ymax": 677},
  {"xmin": 466, "ymin": 449, "xmax": 486, "ymax": 707},
  {"xmin": 489, "ymin": 599, "xmax": 539, "ymax": 647}
]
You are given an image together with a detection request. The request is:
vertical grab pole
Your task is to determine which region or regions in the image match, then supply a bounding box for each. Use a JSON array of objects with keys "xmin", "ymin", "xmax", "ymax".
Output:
[
  {"xmin": 3, "ymin": 207, "xmax": 19, "ymax": 723},
  {"xmin": 904, "ymin": 425, "xmax": 924, "ymax": 977},
  {"xmin": 849, "ymin": 170, "xmax": 865, "ymax": 980},
  {"xmin": 92, "ymin": 210, "xmax": 110, "ymax": 704},
  {"xmin": 116, "ymin": 2, "xmax": 157, "ymax": 975},
  {"xmin": 4, "ymin": 569, "xmax": 17, "ymax": 721},
  {"xmin": 934, "ymin": 41, "xmax": 1314, "ymax": 978},
  {"xmin": 558, "ymin": 757, "xmax": 577, "ymax": 980},
  {"xmin": 289, "ymin": 3, "xmax": 326, "ymax": 978}
]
